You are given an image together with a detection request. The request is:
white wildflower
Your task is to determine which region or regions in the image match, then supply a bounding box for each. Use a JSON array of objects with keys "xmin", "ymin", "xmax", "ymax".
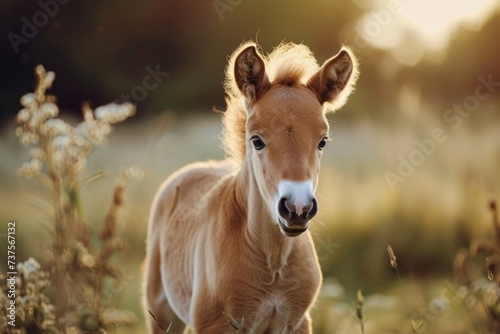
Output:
[
  {"xmin": 95, "ymin": 103, "xmax": 136, "ymax": 124},
  {"xmin": 18, "ymin": 132, "xmax": 40, "ymax": 146},
  {"xmin": 77, "ymin": 120, "xmax": 111, "ymax": 145},
  {"xmin": 17, "ymin": 108, "xmax": 31, "ymax": 123},
  {"xmin": 41, "ymin": 119, "xmax": 71, "ymax": 137},
  {"xmin": 18, "ymin": 159, "xmax": 43, "ymax": 178},
  {"xmin": 120, "ymin": 165, "xmax": 145, "ymax": 180},
  {"xmin": 35, "ymin": 64, "xmax": 46, "ymax": 77},
  {"xmin": 28, "ymin": 112, "xmax": 42, "ymax": 129},
  {"xmin": 21, "ymin": 257, "xmax": 41, "ymax": 279},
  {"xmin": 51, "ymin": 134, "xmax": 90, "ymax": 176},
  {"xmin": 43, "ymin": 71, "xmax": 55, "ymax": 88},
  {"xmin": 20, "ymin": 93, "xmax": 36, "ymax": 108},
  {"xmin": 40, "ymin": 102, "xmax": 59, "ymax": 119},
  {"xmin": 43, "ymin": 303, "xmax": 54, "ymax": 314},
  {"xmin": 82, "ymin": 106, "xmax": 95, "ymax": 123}
]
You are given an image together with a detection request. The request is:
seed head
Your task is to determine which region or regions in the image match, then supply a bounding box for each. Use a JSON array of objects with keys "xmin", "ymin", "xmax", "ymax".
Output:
[{"xmin": 387, "ymin": 245, "xmax": 398, "ymax": 269}]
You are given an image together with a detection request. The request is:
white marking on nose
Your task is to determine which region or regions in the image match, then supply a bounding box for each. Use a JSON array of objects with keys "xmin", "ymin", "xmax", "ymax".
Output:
[
  {"xmin": 277, "ymin": 180, "xmax": 314, "ymax": 215},
  {"xmin": 294, "ymin": 200, "xmax": 306, "ymax": 216}
]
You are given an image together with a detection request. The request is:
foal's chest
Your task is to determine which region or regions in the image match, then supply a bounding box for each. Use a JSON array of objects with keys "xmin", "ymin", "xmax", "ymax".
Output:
[{"xmin": 231, "ymin": 267, "xmax": 319, "ymax": 332}]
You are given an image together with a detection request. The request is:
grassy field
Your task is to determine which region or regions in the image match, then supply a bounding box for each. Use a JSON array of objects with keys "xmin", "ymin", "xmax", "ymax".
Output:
[{"xmin": 1, "ymin": 104, "xmax": 499, "ymax": 332}]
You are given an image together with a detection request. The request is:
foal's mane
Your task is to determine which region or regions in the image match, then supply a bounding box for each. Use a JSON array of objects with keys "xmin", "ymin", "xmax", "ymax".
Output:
[{"xmin": 221, "ymin": 41, "xmax": 321, "ymax": 163}]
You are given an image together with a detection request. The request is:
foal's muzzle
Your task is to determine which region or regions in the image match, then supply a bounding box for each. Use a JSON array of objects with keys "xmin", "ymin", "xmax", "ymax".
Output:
[{"xmin": 276, "ymin": 180, "xmax": 317, "ymax": 237}]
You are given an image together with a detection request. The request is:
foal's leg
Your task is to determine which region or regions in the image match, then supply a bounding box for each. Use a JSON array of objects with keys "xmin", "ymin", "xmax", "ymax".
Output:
[{"xmin": 143, "ymin": 236, "xmax": 186, "ymax": 333}]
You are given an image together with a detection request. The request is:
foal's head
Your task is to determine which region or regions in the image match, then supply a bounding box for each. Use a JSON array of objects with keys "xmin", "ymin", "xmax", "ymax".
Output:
[{"xmin": 230, "ymin": 43, "xmax": 358, "ymax": 237}]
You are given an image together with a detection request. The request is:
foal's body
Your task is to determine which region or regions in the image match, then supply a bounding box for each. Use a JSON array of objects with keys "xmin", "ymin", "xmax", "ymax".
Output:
[
  {"xmin": 147, "ymin": 159, "xmax": 321, "ymax": 332},
  {"xmin": 144, "ymin": 42, "xmax": 358, "ymax": 333}
]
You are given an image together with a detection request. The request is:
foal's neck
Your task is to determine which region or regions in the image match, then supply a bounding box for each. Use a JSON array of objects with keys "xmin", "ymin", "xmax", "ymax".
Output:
[{"xmin": 233, "ymin": 159, "xmax": 294, "ymax": 269}]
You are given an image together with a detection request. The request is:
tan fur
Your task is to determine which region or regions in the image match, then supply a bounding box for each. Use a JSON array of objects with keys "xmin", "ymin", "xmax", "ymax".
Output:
[{"xmin": 144, "ymin": 41, "xmax": 358, "ymax": 333}]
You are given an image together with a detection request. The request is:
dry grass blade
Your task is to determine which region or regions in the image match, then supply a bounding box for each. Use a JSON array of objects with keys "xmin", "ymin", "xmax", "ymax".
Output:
[
  {"xmin": 387, "ymin": 244, "xmax": 416, "ymax": 334},
  {"xmin": 222, "ymin": 311, "xmax": 244, "ymax": 331},
  {"xmin": 356, "ymin": 289, "xmax": 365, "ymax": 334},
  {"xmin": 148, "ymin": 310, "xmax": 172, "ymax": 333},
  {"xmin": 80, "ymin": 169, "xmax": 111, "ymax": 188}
]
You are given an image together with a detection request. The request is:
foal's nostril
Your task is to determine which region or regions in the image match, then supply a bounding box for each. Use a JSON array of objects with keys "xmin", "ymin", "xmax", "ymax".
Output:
[
  {"xmin": 306, "ymin": 198, "xmax": 318, "ymax": 219},
  {"xmin": 278, "ymin": 197, "xmax": 292, "ymax": 219}
]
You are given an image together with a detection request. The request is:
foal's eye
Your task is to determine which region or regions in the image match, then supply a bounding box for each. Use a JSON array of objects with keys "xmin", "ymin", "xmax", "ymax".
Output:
[
  {"xmin": 318, "ymin": 137, "xmax": 328, "ymax": 150},
  {"xmin": 251, "ymin": 136, "xmax": 266, "ymax": 150}
]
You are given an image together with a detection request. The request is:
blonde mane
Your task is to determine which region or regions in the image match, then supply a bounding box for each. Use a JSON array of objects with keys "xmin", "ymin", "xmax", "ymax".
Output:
[{"xmin": 221, "ymin": 42, "xmax": 321, "ymax": 163}]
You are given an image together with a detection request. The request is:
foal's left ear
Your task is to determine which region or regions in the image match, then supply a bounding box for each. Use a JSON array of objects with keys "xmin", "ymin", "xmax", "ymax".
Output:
[
  {"xmin": 234, "ymin": 45, "xmax": 271, "ymax": 103},
  {"xmin": 307, "ymin": 47, "xmax": 359, "ymax": 112}
]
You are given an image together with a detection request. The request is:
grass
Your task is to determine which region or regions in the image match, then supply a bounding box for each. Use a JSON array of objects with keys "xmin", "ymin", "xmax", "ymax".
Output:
[{"xmin": 0, "ymin": 66, "xmax": 139, "ymax": 333}]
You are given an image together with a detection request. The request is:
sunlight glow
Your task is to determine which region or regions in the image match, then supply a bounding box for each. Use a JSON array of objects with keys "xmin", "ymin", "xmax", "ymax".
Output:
[
  {"xmin": 355, "ymin": 0, "xmax": 499, "ymax": 64},
  {"xmin": 400, "ymin": 0, "xmax": 497, "ymax": 49}
]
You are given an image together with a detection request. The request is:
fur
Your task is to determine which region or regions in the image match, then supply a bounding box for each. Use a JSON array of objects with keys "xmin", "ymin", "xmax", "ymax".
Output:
[{"xmin": 144, "ymin": 41, "xmax": 358, "ymax": 333}]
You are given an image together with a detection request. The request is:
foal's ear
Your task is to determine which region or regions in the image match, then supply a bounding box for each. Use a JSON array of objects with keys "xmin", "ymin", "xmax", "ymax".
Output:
[
  {"xmin": 234, "ymin": 45, "xmax": 271, "ymax": 103},
  {"xmin": 307, "ymin": 48, "xmax": 358, "ymax": 111}
]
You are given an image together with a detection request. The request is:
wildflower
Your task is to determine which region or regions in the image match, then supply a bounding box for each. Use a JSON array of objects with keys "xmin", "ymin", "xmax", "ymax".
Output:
[
  {"xmin": 95, "ymin": 103, "xmax": 136, "ymax": 124},
  {"xmin": 42, "ymin": 70, "xmax": 55, "ymax": 88},
  {"xmin": 12, "ymin": 64, "xmax": 138, "ymax": 333},
  {"xmin": 17, "ymin": 107, "xmax": 31, "ymax": 122},
  {"xmin": 41, "ymin": 118, "xmax": 71, "ymax": 137},
  {"xmin": 23, "ymin": 257, "xmax": 42, "ymax": 279},
  {"xmin": 51, "ymin": 134, "xmax": 90, "ymax": 177},
  {"xmin": 20, "ymin": 93, "xmax": 36, "ymax": 108},
  {"xmin": 40, "ymin": 102, "xmax": 59, "ymax": 119},
  {"xmin": 120, "ymin": 165, "xmax": 145, "ymax": 180},
  {"xmin": 18, "ymin": 159, "xmax": 43, "ymax": 178}
]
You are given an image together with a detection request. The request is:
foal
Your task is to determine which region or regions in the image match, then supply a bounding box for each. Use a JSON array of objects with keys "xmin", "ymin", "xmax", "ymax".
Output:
[{"xmin": 144, "ymin": 41, "xmax": 358, "ymax": 333}]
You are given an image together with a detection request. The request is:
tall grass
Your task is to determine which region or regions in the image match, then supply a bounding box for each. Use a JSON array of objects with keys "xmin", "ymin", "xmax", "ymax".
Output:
[{"xmin": 0, "ymin": 65, "xmax": 141, "ymax": 333}]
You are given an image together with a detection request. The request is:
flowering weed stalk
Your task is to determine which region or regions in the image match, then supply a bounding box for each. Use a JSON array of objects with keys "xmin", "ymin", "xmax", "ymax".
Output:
[
  {"xmin": 455, "ymin": 199, "xmax": 500, "ymax": 332},
  {"xmin": 6, "ymin": 65, "xmax": 140, "ymax": 332},
  {"xmin": 387, "ymin": 245, "xmax": 416, "ymax": 334}
]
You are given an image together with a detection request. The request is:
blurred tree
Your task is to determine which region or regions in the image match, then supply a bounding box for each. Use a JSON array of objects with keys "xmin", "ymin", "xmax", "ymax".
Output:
[{"xmin": 1, "ymin": 0, "xmax": 499, "ymax": 127}]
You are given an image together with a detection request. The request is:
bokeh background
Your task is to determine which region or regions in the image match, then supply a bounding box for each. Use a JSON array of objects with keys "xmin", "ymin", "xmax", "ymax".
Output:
[{"xmin": 2, "ymin": 0, "xmax": 500, "ymax": 332}]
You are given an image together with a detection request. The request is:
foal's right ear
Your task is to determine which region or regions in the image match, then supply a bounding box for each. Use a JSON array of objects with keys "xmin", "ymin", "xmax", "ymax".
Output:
[{"xmin": 234, "ymin": 45, "xmax": 271, "ymax": 103}]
